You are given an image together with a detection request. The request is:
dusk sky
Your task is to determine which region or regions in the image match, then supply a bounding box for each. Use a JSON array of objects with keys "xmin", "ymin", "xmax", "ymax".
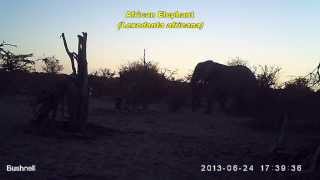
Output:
[{"xmin": 1, "ymin": 0, "xmax": 320, "ymax": 81}]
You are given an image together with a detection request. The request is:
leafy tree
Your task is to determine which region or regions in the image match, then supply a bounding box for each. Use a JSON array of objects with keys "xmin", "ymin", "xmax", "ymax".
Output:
[
  {"xmin": 0, "ymin": 42, "xmax": 35, "ymax": 72},
  {"xmin": 41, "ymin": 56, "xmax": 64, "ymax": 74}
]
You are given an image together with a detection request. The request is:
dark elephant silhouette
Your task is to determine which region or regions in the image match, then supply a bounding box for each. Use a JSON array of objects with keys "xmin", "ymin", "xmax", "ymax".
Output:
[{"xmin": 191, "ymin": 60, "xmax": 257, "ymax": 114}]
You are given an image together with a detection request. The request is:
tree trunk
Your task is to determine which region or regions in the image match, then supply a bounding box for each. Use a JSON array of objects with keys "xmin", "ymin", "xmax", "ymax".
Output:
[{"xmin": 61, "ymin": 32, "xmax": 89, "ymax": 131}]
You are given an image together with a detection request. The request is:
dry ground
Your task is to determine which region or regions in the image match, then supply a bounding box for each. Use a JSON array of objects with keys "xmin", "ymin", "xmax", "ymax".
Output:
[{"xmin": 0, "ymin": 95, "xmax": 319, "ymax": 180}]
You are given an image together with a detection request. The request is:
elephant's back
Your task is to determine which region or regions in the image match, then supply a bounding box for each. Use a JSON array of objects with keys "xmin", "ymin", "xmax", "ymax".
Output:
[
  {"xmin": 214, "ymin": 65, "xmax": 257, "ymax": 92},
  {"xmin": 228, "ymin": 65, "xmax": 255, "ymax": 79}
]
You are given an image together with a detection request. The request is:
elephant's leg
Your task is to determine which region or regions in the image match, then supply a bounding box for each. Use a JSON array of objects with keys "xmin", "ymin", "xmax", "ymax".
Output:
[
  {"xmin": 217, "ymin": 93, "xmax": 227, "ymax": 112},
  {"xmin": 192, "ymin": 95, "xmax": 200, "ymax": 112},
  {"xmin": 235, "ymin": 94, "xmax": 248, "ymax": 116},
  {"xmin": 204, "ymin": 84, "xmax": 216, "ymax": 114},
  {"xmin": 191, "ymin": 89, "xmax": 201, "ymax": 112},
  {"xmin": 42, "ymin": 106, "xmax": 57, "ymax": 134},
  {"xmin": 205, "ymin": 94, "xmax": 213, "ymax": 114},
  {"xmin": 35, "ymin": 104, "xmax": 50, "ymax": 126},
  {"xmin": 114, "ymin": 97, "xmax": 123, "ymax": 111},
  {"xmin": 142, "ymin": 101, "xmax": 148, "ymax": 111},
  {"xmin": 192, "ymin": 83, "xmax": 204, "ymax": 112}
]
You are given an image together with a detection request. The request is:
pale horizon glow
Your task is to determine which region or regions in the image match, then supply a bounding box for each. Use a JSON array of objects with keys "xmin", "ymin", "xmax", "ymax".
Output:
[{"xmin": 1, "ymin": 0, "xmax": 320, "ymax": 81}]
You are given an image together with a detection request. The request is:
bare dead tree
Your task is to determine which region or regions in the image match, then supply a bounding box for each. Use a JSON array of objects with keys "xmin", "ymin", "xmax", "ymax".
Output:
[
  {"xmin": 255, "ymin": 65, "xmax": 281, "ymax": 89},
  {"xmin": 61, "ymin": 32, "xmax": 89, "ymax": 131},
  {"xmin": 304, "ymin": 62, "xmax": 320, "ymax": 89}
]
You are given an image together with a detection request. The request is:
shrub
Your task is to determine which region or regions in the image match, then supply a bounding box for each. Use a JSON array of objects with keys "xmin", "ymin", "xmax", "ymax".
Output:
[
  {"xmin": 284, "ymin": 77, "xmax": 311, "ymax": 92},
  {"xmin": 41, "ymin": 56, "xmax": 64, "ymax": 74},
  {"xmin": 118, "ymin": 60, "xmax": 167, "ymax": 106},
  {"xmin": 255, "ymin": 65, "xmax": 281, "ymax": 89},
  {"xmin": 90, "ymin": 68, "xmax": 116, "ymax": 79},
  {"xmin": 227, "ymin": 57, "xmax": 248, "ymax": 67}
]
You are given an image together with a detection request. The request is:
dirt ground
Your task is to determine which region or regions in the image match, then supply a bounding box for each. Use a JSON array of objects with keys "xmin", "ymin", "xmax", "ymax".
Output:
[{"xmin": 0, "ymin": 95, "xmax": 319, "ymax": 180}]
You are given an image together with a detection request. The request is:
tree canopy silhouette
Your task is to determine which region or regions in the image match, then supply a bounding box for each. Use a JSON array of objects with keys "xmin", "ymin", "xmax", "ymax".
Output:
[
  {"xmin": 41, "ymin": 56, "xmax": 64, "ymax": 74},
  {"xmin": 0, "ymin": 42, "xmax": 34, "ymax": 72}
]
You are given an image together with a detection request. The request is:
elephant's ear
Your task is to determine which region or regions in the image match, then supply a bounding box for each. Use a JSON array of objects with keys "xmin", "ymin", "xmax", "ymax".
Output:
[
  {"xmin": 191, "ymin": 63, "xmax": 202, "ymax": 83},
  {"xmin": 192, "ymin": 60, "xmax": 220, "ymax": 83}
]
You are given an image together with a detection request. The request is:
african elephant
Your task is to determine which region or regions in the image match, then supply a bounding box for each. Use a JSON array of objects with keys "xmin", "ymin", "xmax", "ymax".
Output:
[{"xmin": 191, "ymin": 60, "xmax": 257, "ymax": 115}]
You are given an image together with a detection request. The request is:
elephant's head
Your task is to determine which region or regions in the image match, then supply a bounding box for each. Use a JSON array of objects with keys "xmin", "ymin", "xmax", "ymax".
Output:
[
  {"xmin": 191, "ymin": 60, "xmax": 225, "ymax": 111},
  {"xmin": 191, "ymin": 60, "xmax": 224, "ymax": 85}
]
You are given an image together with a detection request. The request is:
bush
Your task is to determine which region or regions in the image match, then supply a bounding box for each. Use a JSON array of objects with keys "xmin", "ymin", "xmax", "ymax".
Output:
[
  {"xmin": 118, "ymin": 61, "xmax": 167, "ymax": 107},
  {"xmin": 41, "ymin": 56, "xmax": 64, "ymax": 74},
  {"xmin": 227, "ymin": 57, "xmax": 248, "ymax": 66},
  {"xmin": 255, "ymin": 65, "xmax": 281, "ymax": 89},
  {"xmin": 284, "ymin": 77, "xmax": 311, "ymax": 92},
  {"xmin": 90, "ymin": 68, "xmax": 116, "ymax": 79}
]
